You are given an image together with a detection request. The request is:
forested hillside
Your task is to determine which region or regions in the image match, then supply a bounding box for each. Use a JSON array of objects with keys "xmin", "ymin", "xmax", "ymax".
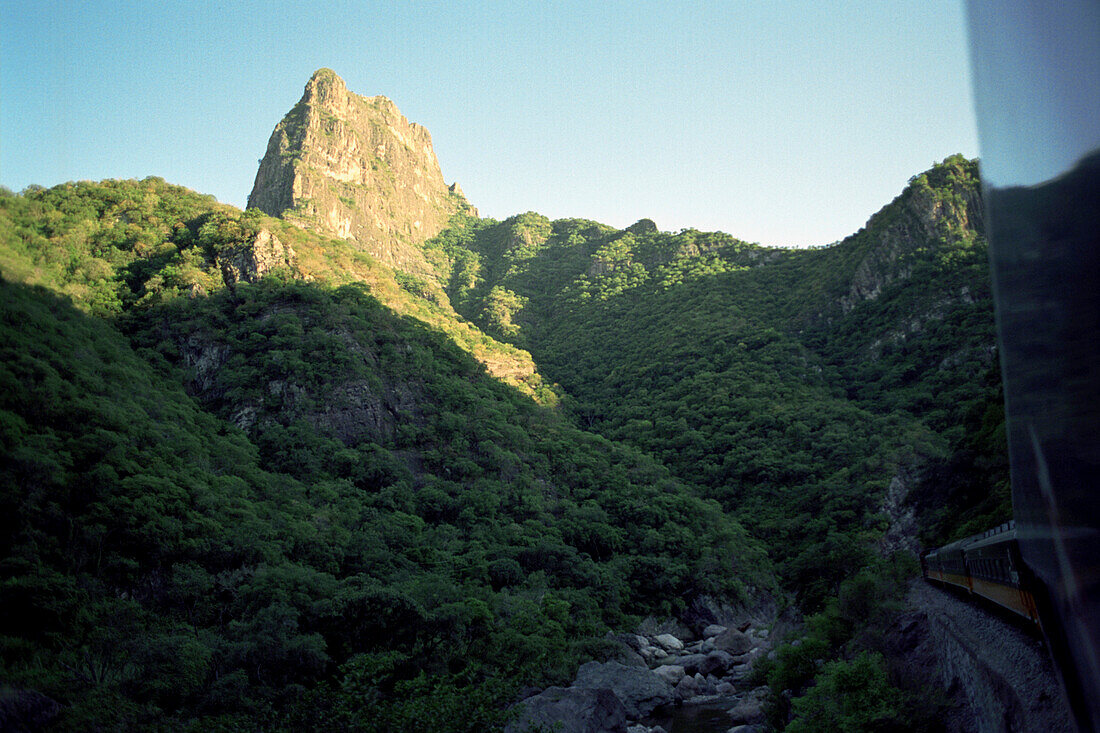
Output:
[
  {"xmin": 432, "ymin": 155, "xmax": 1007, "ymax": 601},
  {"xmin": 0, "ymin": 155, "xmax": 1008, "ymax": 730},
  {"xmin": 0, "ymin": 181, "xmax": 770, "ymax": 729}
]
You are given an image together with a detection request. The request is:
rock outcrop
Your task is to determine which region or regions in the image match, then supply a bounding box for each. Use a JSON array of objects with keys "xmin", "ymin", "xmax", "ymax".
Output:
[
  {"xmin": 505, "ymin": 686, "xmax": 628, "ymax": 733},
  {"xmin": 573, "ymin": 661, "xmax": 674, "ymax": 719},
  {"xmin": 217, "ymin": 228, "xmax": 295, "ymax": 286},
  {"xmin": 838, "ymin": 157, "xmax": 984, "ymax": 315},
  {"xmin": 248, "ymin": 68, "xmax": 475, "ymax": 279}
]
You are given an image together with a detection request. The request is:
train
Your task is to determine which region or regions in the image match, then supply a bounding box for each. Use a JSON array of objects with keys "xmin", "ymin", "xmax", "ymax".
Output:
[{"xmin": 921, "ymin": 520, "xmax": 1043, "ymax": 628}]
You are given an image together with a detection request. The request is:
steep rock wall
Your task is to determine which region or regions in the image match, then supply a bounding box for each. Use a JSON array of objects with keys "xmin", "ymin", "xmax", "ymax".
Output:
[
  {"xmin": 895, "ymin": 581, "xmax": 1074, "ymax": 733},
  {"xmin": 248, "ymin": 68, "xmax": 475, "ymax": 280}
]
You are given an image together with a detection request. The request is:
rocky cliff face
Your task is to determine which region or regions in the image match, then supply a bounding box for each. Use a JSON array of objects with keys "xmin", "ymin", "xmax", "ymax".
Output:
[
  {"xmin": 216, "ymin": 228, "xmax": 295, "ymax": 287},
  {"xmin": 839, "ymin": 157, "xmax": 984, "ymax": 314},
  {"xmin": 248, "ymin": 68, "xmax": 475, "ymax": 279}
]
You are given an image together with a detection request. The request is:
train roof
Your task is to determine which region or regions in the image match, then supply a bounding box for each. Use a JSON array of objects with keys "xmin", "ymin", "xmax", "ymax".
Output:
[
  {"xmin": 964, "ymin": 521, "xmax": 1018, "ymax": 551},
  {"xmin": 927, "ymin": 520, "xmax": 1016, "ymax": 556}
]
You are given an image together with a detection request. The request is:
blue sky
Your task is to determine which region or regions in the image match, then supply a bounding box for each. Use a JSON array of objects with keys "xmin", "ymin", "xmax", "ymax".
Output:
[{"xmin": 1, "ymin": 1, "xmax": 979, "ymax": 247}]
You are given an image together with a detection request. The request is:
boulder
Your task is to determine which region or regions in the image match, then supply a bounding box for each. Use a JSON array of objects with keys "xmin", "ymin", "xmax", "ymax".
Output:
[
  {"xmin": 652, "ymin": 665, "xmax": 685, "ymax": 685},
  {"xmin": 702, "ymin": 624, "xmax": 728, "ymax": 639},
  {"xmin": 697, "ymin": 673, "xmax": 717, "ymax": 695},
  {"xmin": 505, "ymin": 686, "xmax": 627, "ymax": 733},
  {"xmin": 675, "ymin": 653, "xmax": 709, "ymax": 675},
  {"xmin": 729, "ymin": 663, "xmax": 752, "ymax": 679},
  {"xmin": 639, "ymin": 646, "xmax": 662, "ymax": 665},
  {"xmin": 712, "ymin": 628, "xmax": 754, "ymax": 655},
  {"xmin": 716, "ymin": 681, "xmax": 736, "ymax": 695},
  {"xmin": 727, "ymin": 697, "xmax": 766, "ymax": 725},
  {"xmin": 619, "ymin": 650, "xmax": 649, "ymax": 668},
  {"xmin": 573, "ymin": 661, "xmax": 675, "ymax": 719},
  {"xmin": 654, "ymin": 633, "xmax": 684, "ymax": 652},
  {"xmin": 701, "ymin": 650, "xmax": 735, "ymax": 675},
  {"xmin": 674, "ymin": 674, "xmax": 699, "ymax": 701}
]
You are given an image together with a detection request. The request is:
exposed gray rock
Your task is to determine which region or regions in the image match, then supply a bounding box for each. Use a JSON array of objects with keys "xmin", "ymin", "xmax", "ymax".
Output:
[
  {"xmin": 729, "ymin": 663, "xmax": 752, "ymax": 679},
  {"xmin": 619, "ymin": 650, "xmax": 648, "ymax": 669},
  {"xmin": 712, "ymin": 628, "xmax": 754, "ymax": 655},
  {"xmin": 675, "ymin": 653, "xmax": 709, "ymax": 675},
  {"xmin": 639, "ymin": 646, "xmax": 662, "ymax": 665},
  {"xmin": 248, "ymin": 69, "xmax": 475, "ymax": 281},
  {"xmin": 217, "ymin": 228, "xmax": 296, "ymax": 287},
  {"xmin": 699, "ymin": 673, "xmax": 717, "ymax": 695},
  {"xmin": 652, "ymin": 665, "xmax": 684, "ymax": 685},
  {"xmin": 726, "ymin": 697, "xmax": 766, "ymax": 725},
  {"xmin": 573, "ymin": 661, "xmax": 674, "ymax": 719},
  {"xmin": 702, "ymin": 624, "xmax": 728, "ymax": 639},
  {"xmin": 716, "ymin": 681, "xmax": 736, "ymax": 695},
  {"xmin": 654, "ymin": 633, "xmax": 684, "ymax": 652},
  {"xmin": 505, "ymin": 686, "xmax": 627, "ymax": 733},
  {"xmin": 701, "ymin": 650, "xmax": 735, "ymax": 675},
  {"xmin": 674, "ymin": 674, "xmax": 699, "ymax": 701}
]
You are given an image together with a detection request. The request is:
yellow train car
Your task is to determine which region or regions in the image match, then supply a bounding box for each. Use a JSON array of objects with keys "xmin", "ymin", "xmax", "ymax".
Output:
[{"xmin": 922, "ymin": 521, "xmax": 1042, "ymax": 628}]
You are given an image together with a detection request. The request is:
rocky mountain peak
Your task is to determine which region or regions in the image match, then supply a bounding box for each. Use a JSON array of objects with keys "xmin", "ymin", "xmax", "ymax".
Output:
[
  {"xmin": 302, "ymin": 67, "xmax": 349, "ymax": 111},
  {"xmin": 248, "ymin": 69, "xmax": 475, "ymax": 279}
]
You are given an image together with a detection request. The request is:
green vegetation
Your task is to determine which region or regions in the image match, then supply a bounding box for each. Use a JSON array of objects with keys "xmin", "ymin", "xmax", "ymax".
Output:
[
  {"xmin": 0, "ymin": 181, "xmax": 768, "ymax": 730},
  {"xmin": 428, "ymin": 156, "xmax": 1005, "ymax": 611},
  {"xmin": 0, "ymin": 155, "xmax": 1008, "ymax": 729}
]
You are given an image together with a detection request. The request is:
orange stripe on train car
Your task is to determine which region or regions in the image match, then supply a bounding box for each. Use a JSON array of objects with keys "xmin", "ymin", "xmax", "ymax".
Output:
[
  {"xmin": 941, "ymin": 572, "xmax": 972, "ymax": 590},
  {"xmin": 970, "ymin": 577, "xmax": 1042, "ymax": 625}
]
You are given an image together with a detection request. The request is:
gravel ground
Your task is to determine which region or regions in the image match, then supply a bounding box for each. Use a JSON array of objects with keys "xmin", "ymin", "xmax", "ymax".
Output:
[{"xmin": 906, "ymin": 579, "xmax": 1074, "ymax": 733}]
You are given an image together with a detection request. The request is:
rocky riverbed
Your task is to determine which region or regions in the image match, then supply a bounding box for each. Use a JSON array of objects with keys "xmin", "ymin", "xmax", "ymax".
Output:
[{"xmin": 506, "ymin": 622, "xmax": 773, "ymax": 733}]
